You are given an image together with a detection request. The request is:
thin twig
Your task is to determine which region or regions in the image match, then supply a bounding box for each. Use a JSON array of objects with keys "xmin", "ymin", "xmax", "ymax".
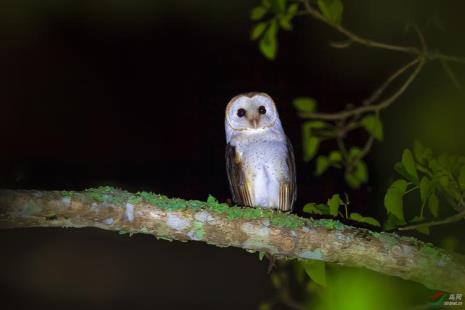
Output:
[
  {"xmin": 299, "ymin": 1, "xmax": 420, "ymax": 55},
  {"xmin": 361, "ymin": 58, "xmax": 420, "ymax": 107},
  {"xmin": 301, "ymin": 58, "xmax": 425, "ymax": 120},
  {"xmin": 399, "ymin": 209, "xmax": 465, "ymax": 231}
]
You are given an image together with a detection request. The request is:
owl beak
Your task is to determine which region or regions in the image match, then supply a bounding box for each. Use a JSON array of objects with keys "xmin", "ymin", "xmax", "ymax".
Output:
[{"xmin": 250, "ymin": 118, "xmax": 259, "ymax": 129}]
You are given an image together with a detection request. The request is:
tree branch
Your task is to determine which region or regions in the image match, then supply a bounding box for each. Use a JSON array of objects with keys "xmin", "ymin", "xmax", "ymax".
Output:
[{"xmin": 1, "ymin": 187, "xmax": 464, "ymax": 293}]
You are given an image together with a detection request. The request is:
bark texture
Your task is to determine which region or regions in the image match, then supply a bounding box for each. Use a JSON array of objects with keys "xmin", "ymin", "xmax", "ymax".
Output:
[{"xmin": 0, "ymin": 187, "xmax": 463, "ymax": 292}]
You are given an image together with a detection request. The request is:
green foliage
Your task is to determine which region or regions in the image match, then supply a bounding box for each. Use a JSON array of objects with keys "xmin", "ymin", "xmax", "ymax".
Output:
[
  {"xmin": 293, "ymin": 97, "xmax": 316, "ymax": 113},
  {"xmin": 317, "ymin": 0, "xmax": 343, "ymax": 25},
  {"xmin": 327, "ymin": 194, "xmax": 341, "ymax": 216},
  {"xmin": 384, "ymin": 179, "xmax": 408, "ymax": 222},
  {"xmin": 360, "ymin": 114, "xmax": 383, "ymax": 141},
  {"xmin": 383, "ymin": 141, "xmax": 465, "ymax": 232},
  {"xmin": 249, "ymin": 0, "xmax": 300, "ymax": 59},
  {"xmin": 302, "ymin": 260, "xmax": 327, "ymax": 286},
  {"xmin": 345, "ymin": 148, "xmax": 368, "ymax": 189},
  {"xmin": 349, "ymin": 213, "xmax": 380, "ymax": 227},
  {"xmin": 302, "ymin": 121, "xmax": 328, "ymax": 161}
]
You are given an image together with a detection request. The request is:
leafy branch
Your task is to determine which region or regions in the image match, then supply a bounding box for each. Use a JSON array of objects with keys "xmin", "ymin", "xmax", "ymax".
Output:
[
  {"xmin": 249, "ymin": 0, "xmax": 464, "ymax": 189},
  {"xmin": 384, "ymin": 142, "xmax": 465, "ymax": 234}
]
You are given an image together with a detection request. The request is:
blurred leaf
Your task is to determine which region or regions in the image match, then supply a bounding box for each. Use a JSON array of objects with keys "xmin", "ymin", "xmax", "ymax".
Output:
[
  {"xmin": 345, "ymin": 160, "xmax": 368, "ymax": 189},
  {"xmin": 302, "ymin": 260, "xmax": 327, "ymax": 286},
  {"xmin": 259, "ymin": 20, "xmax": 278, "ymax": 60},
  {"xmin": 303, "ymin": 203, "xmax": 330, "ymax": 215},
  {"xmin": 315, "ymin": 156, "xmax": 330, "ymax": 176},
  {"xmin": 413, "ymin": 141, "xmax": 432, "ymax": 165},
  {"xmin": 402, "ymin": 149, "xmax": 419, "ymax": 183},
  {"xmin": 293, "ymin": 97, "xmax": 316, "ymax": 112},
  {"xmin": 278, "ymin": 3, "xmax": 299, "ymax": 30},
  {"xmin": 410, "ymin": 216, "xmax": 430, "ymax": 235},
  {"xmin": 384, "ymin": 179, "xmax": 408, "ymax": 221},
  {"xmin": 279, "ymin": 17, "xmax": 292, "ymax": 30},
  {"xmin": 250, "ymin": 6, "xmax": 267, "ymax": 20},
  {"xmin": 360, "ymin": 114, "xmax": 383, "ymax": 141},
  {"xmin": 428, "ymin": 193, "xmax": 439, "ymax": 217},
  {"xmin": 329, "ymin": 151, "xmax": 342, "ymax": 162},
  {"xmin": 384, "ymin": 213, "xmax": 406, "ymax": 230},
  {"xmin": 419, "ymin": 177, "xmax": 432, "ymax": 203},
  {"xmin": 459, "ymin": 166, "xmax": 465, "ymax": 190},
  {"xmin": 304, "ymin": 137, "xmax": 320, "ymax": 161},
  {"xmin": 258, "ymin": 251, "xmax": 265, "ymax": 261},
  {"xmin": 327, "ymin": 194, "xmax": 341, "ymax": 216},
  {"xmin": 250, "ymin": 22, "xmax": 268, "ymax": 40},
  {"xmin": 302, "ymin": 121, "xmax": 326, "ymax": 161},
  {"xmin": 287, "ymin": 3, "xmax": 299, "ymax": 17},
  {"xmin": 258, "ymin": 303, "xmax": 271, "ymax": 310},
  {"xmin": 348, "ymin": 147, "xmax": 361, "ymax": 159},
  {"xmin": 349, "ymin": 213, "xmax": 381, "ymax": 227},
  {"xmin": 317, "ymin": 0, "xmax": 343, "ymax": 24}
]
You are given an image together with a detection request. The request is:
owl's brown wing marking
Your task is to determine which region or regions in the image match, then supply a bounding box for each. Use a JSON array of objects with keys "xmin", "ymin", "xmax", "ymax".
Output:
[
  {"xmin": 278, "ymin": 137, "xmax": 297, "ymax": 211},
  {"xmin": 226, "ymin": 143, "xmax": 253, "ymax": 207}
]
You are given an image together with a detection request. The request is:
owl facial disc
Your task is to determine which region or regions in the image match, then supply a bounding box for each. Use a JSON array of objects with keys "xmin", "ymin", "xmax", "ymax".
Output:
[{"xmin": 225, "ymin": 92, "xmax": 278, "ymax": 131}]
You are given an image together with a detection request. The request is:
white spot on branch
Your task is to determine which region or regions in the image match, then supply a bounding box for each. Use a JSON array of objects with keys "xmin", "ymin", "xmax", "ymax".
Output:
[
  {"xmin": 62, "ymin": 197, "xmax": 71, "ymax": 207},
  {"xmin": 167, "ymin": 214, "xmax": 189, "ymax": 231},
  {"xmin": 125, "ymin": 203, "xmax": 134, "ymax": 222}
]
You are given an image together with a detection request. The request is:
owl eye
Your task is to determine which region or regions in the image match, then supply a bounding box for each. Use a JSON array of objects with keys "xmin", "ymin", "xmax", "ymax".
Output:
[
  {"xmin": 258, "ymin": 105, "xmax": 266, "ymax": 115},
  {"xmin": 237, "ymin": 108, "xmax": 246, "ymax": 117}
]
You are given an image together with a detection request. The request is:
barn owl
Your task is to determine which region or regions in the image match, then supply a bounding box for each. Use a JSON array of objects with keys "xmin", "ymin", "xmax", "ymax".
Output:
[{"xmin": 225, "ymin": 92, "xmax": 296, "ymax": 211}]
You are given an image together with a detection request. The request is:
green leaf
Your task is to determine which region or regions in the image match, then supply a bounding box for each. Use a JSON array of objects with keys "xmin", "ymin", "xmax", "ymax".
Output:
[
  {"xmin": 279, "ymin": 17, "xmax": 293, "ymax": 30},
  {"xmin": 302, "ymin": 260, "xmax": 327, "ymax": 286},
  {"xmin": 348, "ymin": 147, "xmax": 362, "ymax": 160},
  {"xmin": 258, "ymin": 20, "xmax": 278, "ymax": 60},
  {"xmin": 317, "ymin": 0, "xmax": 343, "ymax": 24},
  {"xmin": 419, "ymin": 177, "xmax": 432, "ymax": 203},
  {"xmin": 287, "ymin": 3, "xmax": 299, "ymax": 17},
  {"xmin": 383, "ymin": 213, "xmax": 406, "ymax": 230},
  {"xmin": 349, "ymin": 213, "xmax": 381, "ymax": 227},
  {"xmin": 303, "ymin": 136, "xmax": 319, "ymax": 162},
  {"xmin": 329, "ymin": 151, "xmax": 342, "ymax": 163},
  {"xmin": 293, "ymin": 97, "xmax": 316, "ymax": 112},
  {"xmin": 410, "ymin": 216, "xmax": 430, "ymax": 235},
  {"xmin": 384, "ymin": 179, "xmax": 408, "ymax": 221},
  {"xmin": 327, "ymin": 194, "xmax": 341, "ymax": 217},
  {"xmin": 413, "ymin": 141, "xmax": 432, "ymax": 165},
  {"xmin": 393, "ymin": 162, "xmax": 411, "ymax": 181},
  {"xmin": 360, "ymin": 114, "xmax": 383, "ymax": 141},
  {"xmin": 459, "ymin": 166, "xmax": 465, "ymax": 190},
  {"xmin": 315, "ymin": 156, "xmax": 330, "ymax": 176},
  {"xmin": 301, "ymin": 121, "xmax": 326, "ymax": 161},
  {"xmin": 428, "ymin": 193, "xmax": 439, "ymax": 217},
  {"xmin": 303, "ymin": 203, "xmax": 330, "ymax": 215},
  {"xmin": 250, "ymin": 6, "xmax": 267, "ymax": 20},
  {"xmin": 345, "ymin": 160, "xmax": 368, "ymax": 189},
  {"xmin": 250, "ymin": 22, "xmax": 268, "ymax": 40},
  {"xmin": 258, "ymin": 252, "xmax": 265, "ymax": 261},
  {"xmin": 402, "ymin": 149, "xmax": 419, "ymax": 183}
]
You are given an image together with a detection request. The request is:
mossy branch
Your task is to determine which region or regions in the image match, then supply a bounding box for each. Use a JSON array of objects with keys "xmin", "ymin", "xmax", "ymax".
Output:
[{"xmin": 0, "ymin": 187, "xmax": 464, "ymax": 293}]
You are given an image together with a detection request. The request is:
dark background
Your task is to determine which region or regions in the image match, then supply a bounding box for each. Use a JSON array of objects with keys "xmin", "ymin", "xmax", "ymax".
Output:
[{"xmin": 1, "ymin": 0, "xmax": 464, "ymax": 309}]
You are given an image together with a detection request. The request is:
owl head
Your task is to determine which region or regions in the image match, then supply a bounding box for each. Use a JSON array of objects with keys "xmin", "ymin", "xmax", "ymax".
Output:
[{"xmin": 225, "ymin": 92, "xmax": 281, "ymax": 132}]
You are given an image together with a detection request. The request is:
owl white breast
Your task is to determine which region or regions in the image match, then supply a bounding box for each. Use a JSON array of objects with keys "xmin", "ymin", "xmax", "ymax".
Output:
[{"xmin": 224, "ymin": 92, "xmax": 296, "ymax": 211}]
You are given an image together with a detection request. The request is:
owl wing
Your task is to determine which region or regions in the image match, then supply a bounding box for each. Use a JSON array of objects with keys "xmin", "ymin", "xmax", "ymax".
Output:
[
  {"xmin": 225, "ymin": 143, "xmax": 254, "ymax": 207},
  {"xmin": 278, "ymin": 137, "xmax": 297, "ymax": 212}
]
